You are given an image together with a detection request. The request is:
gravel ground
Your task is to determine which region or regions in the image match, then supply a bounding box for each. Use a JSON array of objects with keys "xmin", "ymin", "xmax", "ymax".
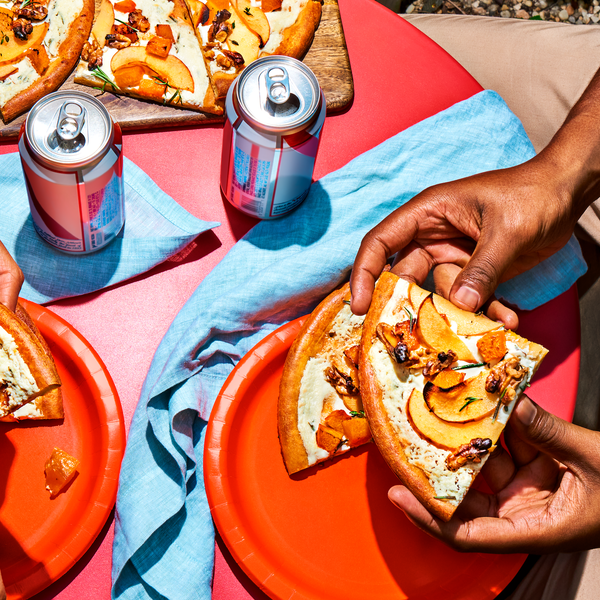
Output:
[{"xmin": 403, "ymin": 0, "xmax": 600, "ymax": 24}]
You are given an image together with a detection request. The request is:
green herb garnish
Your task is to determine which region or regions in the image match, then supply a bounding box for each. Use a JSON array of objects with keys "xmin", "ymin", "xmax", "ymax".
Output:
[
  {"xmin": 115, "ymin": 17, "xmax": 139, "ymax": 31},
  {"xmin": 491, "ymin": 389, "xmax": 506, "ymax": 422},
  {"xmin": 350, "ymin": 410, "xmax": 365, "ymax": 418},
  {"xmin": 434, "ymin": 495, "xmax": 456, "ymax": 500},
  {"xmin": 343, "ymin": 299, "xmax": 351, "ymax": 305},
  {"xmin": 459, "ymin": 397, "xmax": 481, "ymax": 412},
  {"xmin": 167, "ymin": 88, "xmax": 183, "ymax": 105},
  {"xmin": 404, "ymin": 306, "xmax": 414, "ymax": 334},
  {"xmin": 231, "ymin": 39, "xmax": 239, "ymax": 45},
  {"xmin": 244, "ymin": 6, "xmax": 251, "ymax": 14},
  {"xmin": 452, "ymin": 362, "xmax": 486, "ymax": 370},
  {"xmin": 232, "ymin": 21, "xmax": 236, "ymax": 28},
  {"xmin": 91, "ymin": 67, "xmax": 115, "ymax": 92}
]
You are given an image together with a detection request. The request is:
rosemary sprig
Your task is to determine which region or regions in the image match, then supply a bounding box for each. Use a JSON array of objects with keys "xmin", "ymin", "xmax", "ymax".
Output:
[
  {"xmin": 434, "ymin": 495, "xmax": 456, "ymax": 500},
  {"xmin": 452, "ymin": 362, "xmax": 486, "ymax": 371},
  {"xmin": 491, "ymin": 389, "xmax": 506, "ymax": 422},
  {"xmin": 115, "ymin": 17, "xmax": 139, "ymax": 31},
  {"xmin": 91, "ymin": 67, "xmax": 115, "ymax": 92},
  {"xmin": 404, "ymin": 306, "xmax": 414, "ymax": 334},
  {"xmin": 343, "ymin": 299, "xmax": 351, "ymax": 305},
  {"xmin": 244, "ymin": 6, "xmax": 251, "ymax": 13},
  {"xmin": 350, "ymin": 410, "xmax": 365, "ymax": 418},
  {"xmin": 167, "ymin": 88, "xmax": 183, "ymax": 105},
  {"xmin": 459, "ymin": 397, "xmax": 481, "ymax": 412}
]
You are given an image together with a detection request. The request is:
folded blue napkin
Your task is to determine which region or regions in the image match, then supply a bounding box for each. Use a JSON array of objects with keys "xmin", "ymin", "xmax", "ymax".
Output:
[
  {"xmin": 112, "ymin": 90, "xmax": 586, "ymax": 600},
  {"xmin": 0, "ymin": 154, "xmax": 219, "ymax": 304}
]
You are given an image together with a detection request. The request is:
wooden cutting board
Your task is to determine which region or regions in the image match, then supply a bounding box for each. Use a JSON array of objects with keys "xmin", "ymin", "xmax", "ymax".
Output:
[{"xmin": 0, "ymin": 0, "xmax": 353, "ymax": 138}]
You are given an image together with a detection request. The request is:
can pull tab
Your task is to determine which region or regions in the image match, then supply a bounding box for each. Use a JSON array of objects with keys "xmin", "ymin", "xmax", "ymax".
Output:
[
  {"xmin": 56, "ymin": 101, "xmax": 85, "ymax": 141},
  {"xmin": 265, "ymin": 66, "xmax": 290, "ymax": 105}
]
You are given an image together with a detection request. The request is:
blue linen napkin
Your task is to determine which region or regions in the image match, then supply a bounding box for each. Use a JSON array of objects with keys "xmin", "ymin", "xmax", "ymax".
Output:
[
  {"xmin": 0, "ymin": 154, "xmax": 220, "ymax": 304},
  {"xmin": 112, "ymin": 90, "xmax": 587, "ymax": 600}
]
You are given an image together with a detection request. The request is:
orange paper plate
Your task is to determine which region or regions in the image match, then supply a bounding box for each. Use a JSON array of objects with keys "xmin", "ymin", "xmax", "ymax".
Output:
[
  {"xmin": 205, "ymin": 317, "xmax": 527, "ymax": 600},
  {"xmin": 0, "ymin": 300, "xmax": 126, "ymax": 600}
]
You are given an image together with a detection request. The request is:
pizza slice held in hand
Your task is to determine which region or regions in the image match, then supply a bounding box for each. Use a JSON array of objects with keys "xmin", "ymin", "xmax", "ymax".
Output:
[
  {"xmin": 359, "ymin": 272, "xmax": 547, "ymax": 521},
  {"xmin": 278, "ymin": 283, "xmax": 372, "ymax": 475}
]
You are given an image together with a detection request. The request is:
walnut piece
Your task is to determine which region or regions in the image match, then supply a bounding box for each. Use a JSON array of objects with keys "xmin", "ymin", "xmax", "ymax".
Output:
[
  {"xmin": 15, "ymin": 2, "xmax": 47, "ymax": 20},
  {"xmin": 208, "ymin": 9, "xmax": 231, "ymax": 42},
  {"xmin": 446, "ymin": 438, "xmax": 492, "ymax": 471},
  {"xmin": 324, "ymin": 365, "xmax": 359, "ymax": 396},
  {"xmin": 11, "ymin": 17, "xmax": 33, "ymax": 40},
  {"xmin": 485, "ymin": 356, "xmax": 528, "ymax": 404},
  {"xmin": 423, "ymin": 350, "xmax": 458, "ymax": 378},
  {"xmin": 105, "ymin": 33, "xmax": 132, "ymax": 49},
  {"xmin": 222, "ymin": 49, "xmax": 244, "ymax": 67},
  {"xmin": 128, "ymin": 9, "xmax": 150, "ymax": 32},
  {"xmin": 82, "ymin": 40, "xmax": 103, "ymax": 69},
  {"xmin": 216, "ymin": 53, "xmax": 232, "ymax": 69}
]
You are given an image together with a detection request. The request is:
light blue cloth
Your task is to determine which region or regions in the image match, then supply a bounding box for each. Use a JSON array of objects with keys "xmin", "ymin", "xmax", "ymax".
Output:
[
  {"xmin": 0, "ymin": 154, "xmax": 219, "ymax": 304},
  {"xmin": 112, "ymin": 90, "xmax": 587, "ymax": 600}
]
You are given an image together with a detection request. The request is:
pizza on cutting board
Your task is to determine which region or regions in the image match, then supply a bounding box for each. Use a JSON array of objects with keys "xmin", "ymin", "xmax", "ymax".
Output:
[
  {"xmin": 0, "ymin": 0, "xmax": 95, "ymax": 123},
  {"xmin": 359, "ymin": 272, "xmax": 547, "ymax": 521},
  {"xmin": 74, "ymin": 0, "xmax": 322, "ymax": 111}
]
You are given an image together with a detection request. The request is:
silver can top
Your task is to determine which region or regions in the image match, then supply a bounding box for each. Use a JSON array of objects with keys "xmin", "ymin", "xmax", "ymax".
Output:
[
  {"xmin": 25, "ymin": 91, "xmax": 113, "ymax": 169},
  {"xmin": 235, "ymin": 56, "xmax": 322, "ymax": 134}
]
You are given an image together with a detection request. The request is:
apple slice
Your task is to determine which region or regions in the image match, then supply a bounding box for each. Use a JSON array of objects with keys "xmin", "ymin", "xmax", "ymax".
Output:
[
  {"xmin": 0, "ymin": 22, "xmax": 48, "ymax": 66},
  {"xmin": 234, "ymin": 0, "xmax": 270, "ymax": 46},
  {"xmin": 409, "ymin": 283, "xmax": 430, "ymax": 314},
  {"xmin": 114, "ymin": 0, "xmax": 137, "ymax": 12},
  {"xmin": 110, "ymin": 46, "xmax": 194, "ymax": 91},
  {"xmin": 113, "ymin": 64, "xmax": 145, "ymax": 88},
  {"xmin": 423, "ymin": 371, "xmax": 498, "ymax": 423},
  {"xmin": 206, "ymin": 0, "xmax": 232, "ymax": 23},
  {"xmin": 416, "ymin": 296, "xmax": 476, "ymax": 362},
  {"xmin": 227, "ymin": 6, "xmax": 260, "ymax": 64},
  {"xmin": 0, "ymin": 64, "xmax": 17, "ymax": 81},
  {"xmin": 0, "ymin": 7, "xmax": 14, "ymax": 30},
  {"xmin": 407, "ymin": 388, "xmax": 503, "ymax": 450},
  {"xmin": 92, "ymin": 0, "xmax": 115, "ymax": 48},
  {"xmin": 186, "ymin": 0, "xmax": 211, "ymax": 27},
  {"xmin": 433, "ymin": 294, "xmax": 502, "ymax": 336}
]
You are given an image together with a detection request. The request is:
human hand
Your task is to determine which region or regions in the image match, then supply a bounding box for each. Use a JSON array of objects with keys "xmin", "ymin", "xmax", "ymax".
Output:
[
  {"xmin": 350, "ymin": 156, "xmax": 583, "ymax": 319},
  {"xmin": 388, "ymin": 396, "xmax": 600, "ymax": 554},
  {"xmin": 0, "ymin": 241, "xmax": 23, "ymax": 312}
]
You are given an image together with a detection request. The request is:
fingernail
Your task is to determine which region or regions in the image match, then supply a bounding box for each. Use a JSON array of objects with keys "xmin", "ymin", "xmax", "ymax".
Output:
[
  {"xmin": 515, "ymin": 397, "xmax": 537, "ymax": 426},
  {"xmin": 454, "ymin": 286, "xmax": 481, "ymax": 312}
]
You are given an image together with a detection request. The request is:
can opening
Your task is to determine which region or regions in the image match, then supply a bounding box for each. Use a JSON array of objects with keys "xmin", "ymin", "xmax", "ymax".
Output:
[
  {"xmin": 265, "ymin": 93, "xmax": 300, "ymax": 117},
  {"xmin": 47, "ymin": 101, "xmax": 87, "ymax": 153}
]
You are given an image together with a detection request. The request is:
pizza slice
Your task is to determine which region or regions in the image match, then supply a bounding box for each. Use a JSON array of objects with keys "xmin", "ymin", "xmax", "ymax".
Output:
[
  {"xmin": 0, "ymin": 301, "xmax": 62, "ymax": 419},
  {"xmin": 278, "ymin": 283, "xmax": 372, "ymax": 475},
  {"xmin": 360, "ymin": 272, "xmax": 548, "ymax": 521},
  {"xmin": 0, "ymin": 0, "xmax": 95, "ymax": 123},
  {"xmin": 74, "ymin": 0, "xmax": 222, "ymax": 114},
  {"xmin": 184, "ymin": 0, "xmax": 322, "ymax": 101},
  {"xmin": 0, "ymin": 302, "xmax": 63, "ymax": 421}
]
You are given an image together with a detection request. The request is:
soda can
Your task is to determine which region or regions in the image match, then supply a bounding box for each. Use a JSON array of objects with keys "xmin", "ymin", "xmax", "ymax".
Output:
[
  {"xmin": 19, "ymin": 90, "xmax": 125, "ymax": 253},
  {"xmin": 221, "ymin": 56, "xmax": 326, "ymax": 219}
]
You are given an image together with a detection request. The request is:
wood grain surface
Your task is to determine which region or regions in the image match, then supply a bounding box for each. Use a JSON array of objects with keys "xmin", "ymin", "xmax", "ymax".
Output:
[{"xmin": 0, "ymin": 0, "xmax": 353, "ymax": 138}]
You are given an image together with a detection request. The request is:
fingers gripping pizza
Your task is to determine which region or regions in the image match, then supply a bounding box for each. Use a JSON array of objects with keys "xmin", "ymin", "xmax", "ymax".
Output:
[
  {"xmin": 0, "ymin": 0, "xmax": 95, "ymax": 123},
  {"xmin": 0, "ymin": 301, "xmax": 63, "ymax": 421},
  {"xmin": 278, "ymin": 283, "xmax": 372, "ymax": 475},
  {"xmin": 360, "ymin": 272, "xmax": 547, "ymax": 521}
]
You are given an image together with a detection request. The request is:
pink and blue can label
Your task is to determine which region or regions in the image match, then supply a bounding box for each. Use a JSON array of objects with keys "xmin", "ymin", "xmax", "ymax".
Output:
[{"xmin": 221, "ymin": 56, "xmax": 326, "ymax": 220}]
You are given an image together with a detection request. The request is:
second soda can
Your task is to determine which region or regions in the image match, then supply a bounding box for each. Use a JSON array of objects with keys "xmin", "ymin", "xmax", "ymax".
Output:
[{"xmin": 220, "ymin": 56, "xmax": 326, "ymax": 220}]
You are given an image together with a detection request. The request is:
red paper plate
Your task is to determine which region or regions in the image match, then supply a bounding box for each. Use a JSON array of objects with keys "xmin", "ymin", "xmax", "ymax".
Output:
[
  {"xmin": 205, "ymin": 317, "xmax": 527, "ymax": 600},
  {"xmin": 0, "ymin": 300, "xmax": 126, "ymax": 600}
]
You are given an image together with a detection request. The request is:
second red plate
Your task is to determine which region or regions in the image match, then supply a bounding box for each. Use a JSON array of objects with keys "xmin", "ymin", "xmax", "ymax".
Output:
[{"xmin": 205, "ymin": 317, "xmax": 532, "ymax": 600}]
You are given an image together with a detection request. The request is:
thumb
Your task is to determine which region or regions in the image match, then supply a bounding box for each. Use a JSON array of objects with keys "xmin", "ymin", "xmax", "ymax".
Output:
[
  {"xmin": 449, "ymin": 235, "xmax": 519, "ymax": 312},
  {"xmin": 511, "ymin": 396, "xmax": 592, "ymax": 468}
]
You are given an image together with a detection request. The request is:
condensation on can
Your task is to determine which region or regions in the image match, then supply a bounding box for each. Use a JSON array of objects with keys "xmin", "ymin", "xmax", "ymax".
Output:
[
  {"xmin": 220, "ymin": 56, "xmax": 326, "ymax": 220},
  {"xmin": 18, "ymin": 90, "xmax": 125, "ymax": 254}
]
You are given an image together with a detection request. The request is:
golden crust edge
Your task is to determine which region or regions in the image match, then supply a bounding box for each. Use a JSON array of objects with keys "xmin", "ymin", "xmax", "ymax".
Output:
[
  {"xmin": 278, "ymin": 283, "xmax": 350, "ymax": 475},
  {"xmin": 1, "ymin": 0, "xmax": 96, "ymax": 123}
]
